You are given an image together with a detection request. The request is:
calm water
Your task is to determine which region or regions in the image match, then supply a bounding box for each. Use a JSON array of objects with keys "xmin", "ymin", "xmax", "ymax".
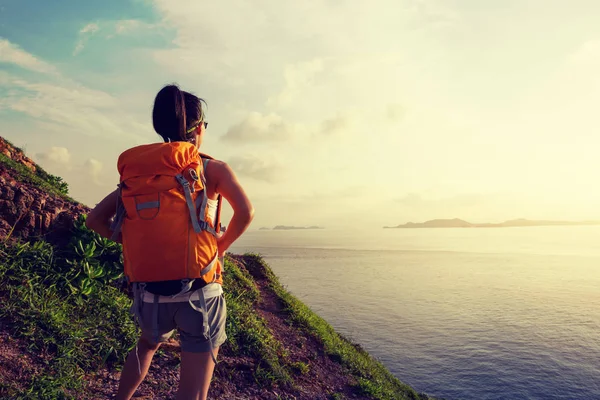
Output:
[{"xmin": 230, "ymin": 226, "xmax": 600, "ymax": 400}]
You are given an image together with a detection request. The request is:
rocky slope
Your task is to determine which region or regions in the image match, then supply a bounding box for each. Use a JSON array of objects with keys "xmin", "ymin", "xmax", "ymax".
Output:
[{"xmin": 0, "ymin": 137, "xmax": 87, "ymax": 243}]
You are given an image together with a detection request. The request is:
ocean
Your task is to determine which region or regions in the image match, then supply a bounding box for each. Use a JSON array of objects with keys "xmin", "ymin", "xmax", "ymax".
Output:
[{"xmin": 229, "ymin": 226, "xmax": 600, "ymax": 400}]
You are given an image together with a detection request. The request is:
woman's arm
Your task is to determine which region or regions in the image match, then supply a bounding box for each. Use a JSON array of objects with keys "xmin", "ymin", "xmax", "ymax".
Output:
[
  {"xmin": 212, "ymin": 161, "xmax": 254, "ymax": 255},
  {"xmin": 86, "ymin": 189, "xmax": 121, "ymax": 241}
]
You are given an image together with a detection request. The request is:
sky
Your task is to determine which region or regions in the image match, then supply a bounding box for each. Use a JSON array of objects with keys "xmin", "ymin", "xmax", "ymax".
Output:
[{"xmin": 2, "ymin": 0, "xmax": 600, "ymax": 228}]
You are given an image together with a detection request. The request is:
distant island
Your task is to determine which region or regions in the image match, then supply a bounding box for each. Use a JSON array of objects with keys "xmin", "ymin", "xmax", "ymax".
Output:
[{"xmin": 384, "ymin": 218, "xmax": 600, "ymax": 229}]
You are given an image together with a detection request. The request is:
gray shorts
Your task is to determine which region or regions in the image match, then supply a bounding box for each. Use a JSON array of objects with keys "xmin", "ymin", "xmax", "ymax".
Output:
[{"xmin": 138, "ymin": 293, "xmax": 227, "ymax": 353}]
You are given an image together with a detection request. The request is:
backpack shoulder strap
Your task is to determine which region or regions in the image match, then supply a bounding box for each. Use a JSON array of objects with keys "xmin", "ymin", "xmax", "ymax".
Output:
[{"xmin": 109, "ymin": 184, "xmax": 126, "ymax": 241}]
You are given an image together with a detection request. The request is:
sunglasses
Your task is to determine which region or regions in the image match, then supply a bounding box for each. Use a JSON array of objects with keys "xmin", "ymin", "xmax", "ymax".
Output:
[{"xmin": 186, "ymin": 121, "xmax": 208, "ymax": 134}]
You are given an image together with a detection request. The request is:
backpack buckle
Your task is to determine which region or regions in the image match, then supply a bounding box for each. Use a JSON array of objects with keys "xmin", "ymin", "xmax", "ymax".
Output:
[
  {"xmin": 188, "ymin": 169, "xmax": 199, "ymax": 182},
  {"xmin": 178, "ymin": 176, "xmax": 196, "ymax": 193}
]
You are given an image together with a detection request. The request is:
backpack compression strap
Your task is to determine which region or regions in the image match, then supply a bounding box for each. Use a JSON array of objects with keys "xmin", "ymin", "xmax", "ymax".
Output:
[{"xmin": 175, "ymin": 173, "xmax": 203, "ymax": 233}]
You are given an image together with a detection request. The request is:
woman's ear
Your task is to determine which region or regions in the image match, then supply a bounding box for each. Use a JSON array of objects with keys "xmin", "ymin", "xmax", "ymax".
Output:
[{"xmin": 195, "ymin": 127, "xmax": 203, "ymax": 148}]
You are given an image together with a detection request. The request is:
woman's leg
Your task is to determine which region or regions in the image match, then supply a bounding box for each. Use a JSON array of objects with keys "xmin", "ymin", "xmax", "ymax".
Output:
[
  {"xmin": 176, "ymin": 346, "xmax": 220, "ymax": 400},
  {"xmin": 115, "ymin": 337, "xmax": 161, "ymax": 400}
]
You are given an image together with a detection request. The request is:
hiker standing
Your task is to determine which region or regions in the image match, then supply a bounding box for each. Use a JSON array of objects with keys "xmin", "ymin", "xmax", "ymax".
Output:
[{"xmin": 86, "ymin": 84, "xmax": 254, "ymax": 400}]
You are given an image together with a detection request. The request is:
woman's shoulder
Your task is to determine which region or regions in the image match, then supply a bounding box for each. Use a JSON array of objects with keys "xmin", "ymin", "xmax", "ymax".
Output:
[
  {"xmin": 204, "ymin": 158, "xmax": 234, "ymax": 182},
  {"xmin": 204, "ymin": 158, "xmax": 227, "ymax": 173}
]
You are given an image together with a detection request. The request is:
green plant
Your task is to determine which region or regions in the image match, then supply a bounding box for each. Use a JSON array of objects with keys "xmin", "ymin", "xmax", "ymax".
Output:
[
  {"xmin": 222, "ymin": 257, "xmax": 291, "ymax": 387},
  {"xmin": 0, "ymin": 216, "xmax": 133, "ymax": 398},
  {"xmin": 0, "ymin": 240, "xmax": 136, "ymax": 397},
  {"xmin": 290, "ymin": 361, "xmax": 310, "ymax": 375},
  {"xmin": 0, "ymin": 138, "xmax": 69, "ymax": 195},
  {"xmin": 61, "ymin": 217, "xmax": 123, "ymax": 295},
  {"xmin": 36, "ymin": 166, "xmax": 69, "ymax": 195}
]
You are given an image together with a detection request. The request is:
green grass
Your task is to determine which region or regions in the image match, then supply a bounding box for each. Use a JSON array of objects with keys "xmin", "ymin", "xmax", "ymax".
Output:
[
  {"xmin": 0, "ymin": 152, "xmax": 72, "ymax": 199},
  {"xmin": 1, "ymin": 138, "xmax": 69, "ymax": 195},
  {"xmin": 290, "ymin": 360, "xmax": 310, "ymax": 375},
  {"xmin": 0, "ymin": 227, "xmax": 432, "ymax": 399},
  {"xmin": 35, "ymin": 165, "xmax": 69, "ymax": 195},
  {"xmin": 222, "ymin": 256, "xmax": 293, "ymax": 386},
  {"xmin": 0, "ymin": 217, "xmax": 298, "ymax": 398},
  {"xmin": 0, "ymin": 218, "xmax": 134, "ymax": 399},
  {"xmin": 242, "ymin": 253, "xmax": 430, "ymax": 400}
]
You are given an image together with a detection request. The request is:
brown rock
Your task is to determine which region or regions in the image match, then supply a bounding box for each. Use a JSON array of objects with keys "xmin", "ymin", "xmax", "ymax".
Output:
[
  {"xmin": 0, "ymin": 185, "xmax": 15, "ymax": 201},
  {"xmin": 0, "ymin": 137, "xmax": 37, "ymax": 172},
  {"xmin": 0, "ymin": 150, "xmax": 89, "ymax": 242}
]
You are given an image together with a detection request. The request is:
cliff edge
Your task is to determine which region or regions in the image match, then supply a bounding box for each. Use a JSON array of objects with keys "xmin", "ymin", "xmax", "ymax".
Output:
[{"xmin": 0, "ymin": 136, "xmax": 434, "ymax": 400}]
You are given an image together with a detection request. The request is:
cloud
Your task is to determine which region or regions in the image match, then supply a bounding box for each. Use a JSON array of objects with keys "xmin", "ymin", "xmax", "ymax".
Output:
[
  {"xmin": 0, "ymin": 39, "xmax": 56, "ymax": 74},
  {"xmin": 0, "ymin": 70, "xmax": 146, "ymax": 142},
  {"xmin": 395, "ymin": 193, "xmax": 485, "ymax": 207},
  {"xmin": 81, "ymin": 23, "xmax": 100, "ymax": 34},
  {"xmin": 319, "ymin": 113, "xmax": 352, "ymax": 137},
  {"xmin": 73, "ymin": 23, "xmax": 100, "ymax": 55},
  {"xmin": 0, "ymin": 39, "xmax": 149, "ymax": 146},
  {"xmin": 387, "ymin": 191, "xmax": 582, "ymax": 224},
  {"xmin": 73, "ymin": 20, "xmax": 155, "ymax": 55},
  {"xmin": 221, "ymin": 112, "xmax": 300, "ymax": 143},
  {"xmin": 514, "ymin": 39, "xmax": 600, "ymax": 136},
  {"xmin": 273, "ymin": 185, "xmax": 366, "ymax": 202},
  {"xmin": 148, "ymin": 0, "xmax": 459, "ymax": 94},
  {"xmin": 560, "ymin": 40, "xmax": 600, "ymax": 94},
  {"xmin": 566, "ymin": 40, "xmax": 600, "ymax": 66},
  {"xmin": 405, "ymin": 0, "xmax": 460, "ymax": 31},
  {"xmin": 114, "ymin": 20, "xmax": 146, "ymax": 35},
  {"xmin": 386, "ymin": 103, "xmax": 405, "ymax": 123},
  {"xmin": 226, "ymin": 154, "xmax": 282, "ymax": 183},
  {"xmin": 267, "ymin": 59, "xmax": 323, "ymax": 108},
  {"xmin": 5, "ymin": 76, "xmax": 116, "ymax": 108},
  {"xmin": 84, "ymin": 158, "xmax": 103, "ymax": 185},
  {"xmin": 35, "ymin": 147, "xmax": 71, "ymax": 165}
]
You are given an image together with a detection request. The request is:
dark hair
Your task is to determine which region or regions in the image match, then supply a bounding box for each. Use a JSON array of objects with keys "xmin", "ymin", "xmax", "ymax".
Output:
[{"xmin": 152, "ymin": 84, "xmax": 206, "ymax": 143}]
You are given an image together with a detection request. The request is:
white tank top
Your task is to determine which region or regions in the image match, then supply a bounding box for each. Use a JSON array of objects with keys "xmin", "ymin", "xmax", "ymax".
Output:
[
  {"xmin": 203, "ymin": 159, "xmax": 218, "ymax": 224},
  {"xmin": 206, "ymin": 197, "xmax": 218, "ymax": 224}
]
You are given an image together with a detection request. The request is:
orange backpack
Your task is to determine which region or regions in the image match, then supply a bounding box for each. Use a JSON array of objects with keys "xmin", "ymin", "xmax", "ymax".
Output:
[{"xmin": 110, "ymin": 141, "xmax": 225, "ymax": 292}]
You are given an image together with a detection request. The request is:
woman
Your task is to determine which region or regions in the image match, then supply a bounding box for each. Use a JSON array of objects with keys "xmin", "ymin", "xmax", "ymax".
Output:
[{"xmin": 86, "ymin": 84, "xmax": 254, "ymax": 400}]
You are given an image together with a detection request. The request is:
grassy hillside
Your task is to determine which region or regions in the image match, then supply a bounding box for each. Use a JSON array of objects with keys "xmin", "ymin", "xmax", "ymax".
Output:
[
  {"xmin": 0, "ymin": 229, "xmax": 430, "ymax": 399},
  {"xmin": 0, "ymin": 136, "xmax": 435, "ymax": 399}
]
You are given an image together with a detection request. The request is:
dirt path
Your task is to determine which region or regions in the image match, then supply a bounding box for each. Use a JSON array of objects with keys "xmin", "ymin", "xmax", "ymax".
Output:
[{"xmin": 247, "ymin": 258, "xmax": 365, "ymax": 400}]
